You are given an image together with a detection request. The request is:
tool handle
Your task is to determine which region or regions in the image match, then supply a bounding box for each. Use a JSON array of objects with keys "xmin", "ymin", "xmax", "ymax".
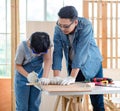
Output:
[{"xmin": 26, "ymin": 82, "xmax": 39, "ymax": 86}]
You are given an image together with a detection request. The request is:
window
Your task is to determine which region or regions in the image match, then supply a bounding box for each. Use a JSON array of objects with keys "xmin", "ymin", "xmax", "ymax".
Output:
[
  {"xmin": 0, "ymin": 0, "xmax": 83, "ymax": 78},
  {"xmin": 20, "ymin": 0, "xmax": 83, "ymax": 41},
  {"xmin": 0, "ymin": 0, "xmax": 11, "ymax": 78}
]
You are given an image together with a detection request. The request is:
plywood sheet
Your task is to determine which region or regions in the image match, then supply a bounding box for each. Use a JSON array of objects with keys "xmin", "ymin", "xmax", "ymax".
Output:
[
  {"xmin": 27, "ymin": 83, "xmax": 92, "ymax": 92},
  {"xmin": 26, "ymin": 21, "xmax": 56, "ymax": 39},
  {"xmin": 41, "ymin": 83, "xmax": 91, "ymax": 92}
]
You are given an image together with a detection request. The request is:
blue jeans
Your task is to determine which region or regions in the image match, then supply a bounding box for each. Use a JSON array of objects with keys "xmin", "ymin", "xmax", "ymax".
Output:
[
  {"xmin": 14, "ymin": 71, "xmax": 41, "ymax": 111},
  {"xmin": 75, "ymin": 64, "xmax": 105, "ymax": 111}
]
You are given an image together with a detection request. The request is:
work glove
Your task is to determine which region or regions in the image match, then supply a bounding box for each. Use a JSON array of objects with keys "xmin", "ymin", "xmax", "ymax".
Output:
[
  {"xmin": 27, "ymin": 71, "xmax": 38, "ymax": 83},
  {"xmin": 50, "ymin": 76, "xmax": 64, "ymax": 85},
  {"xmin": 61, "ymin": 76, "xmax": 75, "ymax": 85},
  {"xmin": 38, "ymin": 78, "xmax": 50, "ymax": 85},
  {"xmin": 27, "ymin": 71, "xmax": 41, "ymax": 89}
]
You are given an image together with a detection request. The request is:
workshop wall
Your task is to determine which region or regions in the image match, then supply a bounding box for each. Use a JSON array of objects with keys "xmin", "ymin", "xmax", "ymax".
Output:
[{"xmin": 0, "ymin": 79, "xmax": 11, "ymax": 111}]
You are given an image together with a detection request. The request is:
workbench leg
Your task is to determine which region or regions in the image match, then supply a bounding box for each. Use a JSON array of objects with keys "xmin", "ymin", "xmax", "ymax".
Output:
[
  {"xmin": 61, "ymin": 95, "xmax": 89, "ymax": 111},
  {"xmin": 83, "ymin": 95, "xmax": 89, "ymax": 111},
  {"xmin": 53, "ymin": 96, "xmax": 61, "ymax": 111},
  {"xmin": 65, "ymin": 98, "xmax": 73, "ymax": 111},
  {"xmin": 62, "ymin": 96, "xmax": 68, "ymax": 111},
  {"xmin": 70, "ymin": 102, "xmax": 74, "ymax": 111}
]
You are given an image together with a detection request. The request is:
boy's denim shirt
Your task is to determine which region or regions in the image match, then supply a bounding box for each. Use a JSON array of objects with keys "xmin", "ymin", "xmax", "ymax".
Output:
[{"xmin": 52, "ymin": 17, "xmax": 103, "ymax": 79}]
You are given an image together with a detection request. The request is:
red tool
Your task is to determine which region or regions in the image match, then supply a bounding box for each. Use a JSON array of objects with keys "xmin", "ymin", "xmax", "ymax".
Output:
[{"xmin": 91, "ymin": 77, "xmax": 113, "ymax": 83}]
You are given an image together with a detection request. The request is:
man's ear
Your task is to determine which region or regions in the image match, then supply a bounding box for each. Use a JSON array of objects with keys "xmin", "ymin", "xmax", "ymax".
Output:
[{"xmin": 75, "ymin": 19, "xmax": 78, "ymax": 26}]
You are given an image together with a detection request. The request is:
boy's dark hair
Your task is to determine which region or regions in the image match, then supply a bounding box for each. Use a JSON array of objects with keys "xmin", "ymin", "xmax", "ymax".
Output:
[
  {"xmin": 58, "ymin": 6, "xmax": 78, "ymax": 20},
  {"xmin": 30, "ymin": 32, "xmax": 50, "ymax": 54}
]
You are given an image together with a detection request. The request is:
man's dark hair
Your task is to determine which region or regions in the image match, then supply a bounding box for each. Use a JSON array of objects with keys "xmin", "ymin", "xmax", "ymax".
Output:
[
  {"xmin": 58, "ymin": 6, "xmax": 78, "ymax": 20},
  {"xmin": 30, "ymin": 32, "xmax": 50, "ymax": 54}
]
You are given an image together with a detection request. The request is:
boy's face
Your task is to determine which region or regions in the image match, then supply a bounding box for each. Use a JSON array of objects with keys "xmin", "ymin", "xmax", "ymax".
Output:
[
  {"xmin": 57, "ymin": 18, "xmax": 78, "ymax": 34},
  {"xmin": 28, "ymin": 39, "xmax": 47, "ymax": 56}
]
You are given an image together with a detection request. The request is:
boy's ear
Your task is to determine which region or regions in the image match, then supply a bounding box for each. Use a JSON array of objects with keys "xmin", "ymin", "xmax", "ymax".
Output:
[{"xmin": 27, "ymin": 39, "xmax": 31, "ymax": 47}]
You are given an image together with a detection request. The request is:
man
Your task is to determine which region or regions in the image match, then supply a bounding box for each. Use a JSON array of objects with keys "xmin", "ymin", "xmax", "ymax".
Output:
[{"xmin": 52, "ymin": 6, "xmax": 105, "ymax": 111}]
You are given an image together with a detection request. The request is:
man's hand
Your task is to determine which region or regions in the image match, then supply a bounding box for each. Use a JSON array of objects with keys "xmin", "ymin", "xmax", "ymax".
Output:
[
  {"xmin": 61, "ymin": 76, "xmax": 75, "ymax": 85},
  {"xmin": 50, "ymin": 76, "xmax": 63, "ymax": 85},
  {"xmin": 38, "ymin": 78, "xmax": 50, "ymax": 85},
  {"xmin": 27, "ymin": 71, "xmax": 38, "ymax": 83}
]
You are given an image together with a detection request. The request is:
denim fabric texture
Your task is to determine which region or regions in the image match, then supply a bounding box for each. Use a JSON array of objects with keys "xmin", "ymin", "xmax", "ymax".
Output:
[
  {"xmin": 52, "ymin": 17, "xmax": 103, "ymax": 80},
  {"xmin": 52, "ymin": 17, "xmax": 104, "ymax": 111},
  {"xmin": 14, "ymin": 41, "xmax": 43, "ymax": 111},
  {"xmin": 76, "ymin": 65, "xmax": 105, "ymax": 111}
]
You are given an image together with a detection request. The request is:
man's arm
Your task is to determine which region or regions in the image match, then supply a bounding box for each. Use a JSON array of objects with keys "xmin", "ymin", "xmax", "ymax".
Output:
[
  {"xmin": 53, "ymin": 70, "xmax": 61, "ymax": 77},
  {"xmin": 70, "ymin": 68, "xmax": 80, "ymax": 78}
]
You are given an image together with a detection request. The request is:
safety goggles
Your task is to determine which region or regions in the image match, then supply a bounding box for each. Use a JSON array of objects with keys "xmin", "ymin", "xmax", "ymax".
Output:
[{"xmin": 31, "ymin": 47, "xmax": 48, "ymax": 55}]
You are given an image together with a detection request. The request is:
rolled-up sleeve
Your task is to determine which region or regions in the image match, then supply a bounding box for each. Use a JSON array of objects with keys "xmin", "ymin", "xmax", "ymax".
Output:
[
  {"xmin": 15, "ymin": 43, "xmax": 25, "ymax": 65},
  {"xmin": 52, "ymin": 27, "xmax": 63, "ymax": 70}
]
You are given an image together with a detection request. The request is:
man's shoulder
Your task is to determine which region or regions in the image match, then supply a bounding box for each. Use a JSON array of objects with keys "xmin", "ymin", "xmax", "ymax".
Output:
[{"xmin": 78, "ymin": 17, "xmax": 91, "ymax": 25}]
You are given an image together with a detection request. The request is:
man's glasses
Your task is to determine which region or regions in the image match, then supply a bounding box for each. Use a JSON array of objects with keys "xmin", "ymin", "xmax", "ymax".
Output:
[{"xmin": 56, "ymin": 20, "xmax": 74, "ymax": 29}]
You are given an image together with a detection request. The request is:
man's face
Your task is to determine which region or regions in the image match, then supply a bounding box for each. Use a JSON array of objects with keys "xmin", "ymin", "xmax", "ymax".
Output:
[{"xmin": 57, "ymin": 18, "xmax": 78, "ymax": 34}]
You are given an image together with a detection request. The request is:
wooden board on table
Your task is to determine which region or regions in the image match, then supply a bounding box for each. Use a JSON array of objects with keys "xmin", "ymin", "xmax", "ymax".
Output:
[{"xmin": 41, "ymin": 83, "xmax": 92, "ymax": 92}]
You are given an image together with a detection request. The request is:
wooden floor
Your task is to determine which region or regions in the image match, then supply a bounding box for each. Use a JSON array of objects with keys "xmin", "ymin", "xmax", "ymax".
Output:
[{"xmin": 0, "ymin": 78, "xmax": 11, "ymax": 111}]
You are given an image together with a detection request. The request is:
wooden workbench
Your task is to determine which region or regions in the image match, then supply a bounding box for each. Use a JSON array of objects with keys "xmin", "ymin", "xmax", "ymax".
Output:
[{"xmin": 27, "ymin": 81, "xmax": 120, "ymax": 111}]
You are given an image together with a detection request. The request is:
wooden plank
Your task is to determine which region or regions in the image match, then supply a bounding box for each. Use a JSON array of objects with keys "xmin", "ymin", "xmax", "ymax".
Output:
[
  {"xmin": 97, "ymin": 0, "xmax": 101, "ymax": 47},
  {"xmin": 62, "ymin": 96, "xmax": 67, "ymax": 111},
  {"xmin": 26, "ymin": 83, "xmax": 92, "ymax": 92},
  {"xmin": 110, "ymin": 1, "xmax": 113, "ymax": 68},
  {"xmin": 41, "ymin": 83, "xmax": 92, "ymax": 92},
  {"xmin": 83, "ymin": 1, "xmax": 89, "ymax": 18},
  {"xmin": 92, "ymin": 0, "xmax": 94, "ymax": 26},
  {"xmin": 53, "ymin": 96, "xmax": 61, "ymax": 111},
  {"xmin": 11, "ymin": 0, "xmax": 20, "ymax": 111},
  {"xmin": 88, "ymin": 0, "xmax": 120, "ymax": 3},
  {"xmin": 102, "ymin": 1, "xmax": 107, "ymax": 68},
  {"xmin": 115, "ymin": 0, "xmax": 118, "ymax": 68}
]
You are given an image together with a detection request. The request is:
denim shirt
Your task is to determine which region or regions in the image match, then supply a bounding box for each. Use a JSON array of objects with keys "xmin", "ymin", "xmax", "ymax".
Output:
[{"xmin": 52, "ymin": 17, "xmax": 103, "ymax": 79}]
